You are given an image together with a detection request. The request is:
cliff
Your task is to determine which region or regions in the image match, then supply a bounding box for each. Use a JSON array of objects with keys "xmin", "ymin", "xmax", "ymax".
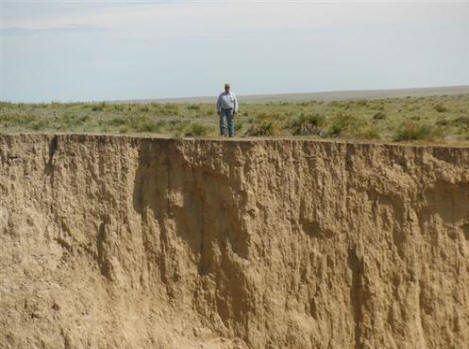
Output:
[{"xmin": 1, "ymin": 134, "xmax": 469, "ymax": 348}]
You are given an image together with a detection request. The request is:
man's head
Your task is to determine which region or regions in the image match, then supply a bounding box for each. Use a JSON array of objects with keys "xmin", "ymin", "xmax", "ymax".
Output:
[{"xmin": 224, "ymin": 83, "xmax": 230, "ymax": 93}]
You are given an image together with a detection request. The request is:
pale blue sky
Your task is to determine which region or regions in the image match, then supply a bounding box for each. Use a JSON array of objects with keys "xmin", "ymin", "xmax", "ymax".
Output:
[{"xmin": 1, "ymin": 1, "xmax": 468, "ymax": 102}]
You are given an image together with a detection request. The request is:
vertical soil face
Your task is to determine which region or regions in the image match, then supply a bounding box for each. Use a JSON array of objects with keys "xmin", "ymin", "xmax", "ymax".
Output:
[{"xmin": 1, "ymin": 134, "xmax": 469, "ymax": 348}]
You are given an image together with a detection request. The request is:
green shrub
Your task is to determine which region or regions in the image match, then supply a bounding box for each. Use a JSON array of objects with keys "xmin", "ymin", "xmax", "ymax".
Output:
[
  {"xmin": 235, "ymin": 121, "xmax": 244, "ymax": 133},
  {"xmin": 452, "ymin": 116, "xmax": 469, "ymax": 127},
  {"xmin": 394, "ymin": 121, "xmax": 435, "ymax": 141},
  {"xmin": 91, "ymin": 102, "xmax": 106, "ymax": 112},
  {"xmin": 254, "ymin": 111, "xmax": 285, "ymax": 122},
  {"xmin": 184, "ymin": 123, "xmax": 212, "ymax": 137},
  {"xmin": 155, "ymin": 120, "xmax": 167, "ymax": 130},
  {"xmin": 326, "ymin": 113, "xmax": 358, "ymax": 137},
  {"xmin": 162, "ymin": 103, "xmax": 179, "ymax": 116},
  {"xmin": 356, "ymin": 126, "xmax": 381, "ymax": 140},
  {"xmin": 434, "ymin": 104, "xmax": 448, "ymax": 113},
  {"xmin": 372, "ymin": 111, "xmax": 386, "ymax": 120},
  {"xmin": 128, "ymin": 115, "xmax": 160, "ymax": 133},
  {"xmin": 139, "ymin": 105, "xmax": 150, "ymax": 113},
  {"xmin": 187, "ymin": 104, "xmax": 201, "ymax": 111},
  {"xmin": 137, "ymin": 121, "xmax": 160, "ymax": 132},
  {"xmin": 172, "ymin": 119, "xmax": 191, "ymax": 133},
  {"xmin": 62, "ymin": 113, "xmax": 90, "ymax": 127},
  {"xmin": 31, "ymin": 119, "xmax": 49, "ymax": 131},
  {"xmin": 374, "ymin": 103, "xmax": 385, "ymax": 111},
  {"xmin": 0, "ymin": 102, "xmax": 11, "ymax": 110},
  {"xmin": 356, "ymin": 100, "xmax": 368, "ymax": 107},
  {"xmin": 112, "ymin": 104, "xmax": 125, "ymax": 112},
  {"xmin": 435, "ymin": 119, "xmax": 449, "ymax": 126},
  {"xmin": 289, "ymin": 113, "xmax": 324, "ymax": 135},
  {"xmin": 106, "ymin": 116, "xmax": 127, "ymax": 127},
  {"xmin": 245, "ymin": 120, "xmax": 279, "ymax": 136}
]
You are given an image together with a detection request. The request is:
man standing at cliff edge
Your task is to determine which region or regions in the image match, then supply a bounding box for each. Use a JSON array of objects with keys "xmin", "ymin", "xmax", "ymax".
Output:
[{"xmin": 216, "ymin": 83, "xmax": 238, "ymax": 137}]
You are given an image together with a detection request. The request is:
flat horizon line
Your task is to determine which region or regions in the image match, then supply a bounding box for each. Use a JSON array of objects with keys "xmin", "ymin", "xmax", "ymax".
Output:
[
  {"xmin": 2, "ymin": 84, "xmax": 469, "ymax": 104},
  {"xmin": 116, "ymin": 84, "xmax": 469, "ymax": 104}
]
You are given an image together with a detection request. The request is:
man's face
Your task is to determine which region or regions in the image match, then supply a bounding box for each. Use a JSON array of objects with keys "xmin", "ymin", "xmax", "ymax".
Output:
[{"xmin": 225, "ymin": 86, "xmax": 230, "ymax": 93}]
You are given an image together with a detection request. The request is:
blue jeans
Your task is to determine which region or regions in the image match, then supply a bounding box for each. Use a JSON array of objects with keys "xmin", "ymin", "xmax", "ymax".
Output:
[{"xmin": 219, "ymin": 108, "xmax": 235, "ymax": 137}]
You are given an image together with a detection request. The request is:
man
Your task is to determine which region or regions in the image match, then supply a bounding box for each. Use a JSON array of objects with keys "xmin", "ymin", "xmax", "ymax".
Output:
[{"xmin": 216, "ymin": 83, "xmax": 238, "ymax": 137}]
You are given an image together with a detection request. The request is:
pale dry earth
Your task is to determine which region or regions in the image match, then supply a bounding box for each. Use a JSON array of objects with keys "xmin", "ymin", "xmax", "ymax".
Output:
[{"xmin": 1, "ymin": 134, "xmax": 469, "ymax": 348}]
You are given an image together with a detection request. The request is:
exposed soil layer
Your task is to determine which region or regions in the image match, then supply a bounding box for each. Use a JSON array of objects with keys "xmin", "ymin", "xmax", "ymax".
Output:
[{"xmin": 1, "ymin": 134, "xmax": 469, "ymax": 348}]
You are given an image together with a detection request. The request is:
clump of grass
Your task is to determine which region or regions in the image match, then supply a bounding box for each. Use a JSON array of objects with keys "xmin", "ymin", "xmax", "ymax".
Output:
[
  {"xmin": 434, "ymin": 104, "xmax": 448, "ymax": 113},
  {"xmin": 0, "ymin": 94, "xmax": 467, "ymax": 143},
  {"xmin": 356, "ymin": 125, "xmax": 381, "ymax": 140},
  {"xmin": 170, "ymin": 119, "xmax": 191, "ymax": 134},
  {"xmin": 325, "ymin": 113, "xmax": 359, "ymax": 137},
  {"xmin": 106, "ymin": 116, "xmax": 127, "ymax": 127},
  {"xmin": 91, "ymin": 102, "xmax": 106, "ymax": 112},
  {"xmin": 0, "ymin": 102, "xmax": 12, "ymax": 110},
  {"xmin": 372, "ymin": 111, "xmax": 386, "ymax": 120},
  {"xmin": 0, "ymin": 112, "xmax": 35, "ymax": 127},
  {"xmin": 245, "ymin": 120, "xmax": 281, "ymax": 136},
  {"xmin": 255, "ymin": 111, "xmax": 283, "ymax": 122},
  {"xmin": 289, "ymin": 112, "xmax": 324, "ymax": 135},
  {"xmin": 112, "ymin": 104, "xmax": 125, "ymax": 112},
  {"xmin": 452, "ymin": 116, "xmax": 469, "ymax": 127},
  {"xmin": 184, "ymin": 123, "xmax": 212, "ymax": 137},
  {"xmin": 435, "ymin": 119, "xmax": 449, "ymax": 126},
  {"xmin": 31, "ymin": 119, "xmax": 49, "ymax": 131},
  {"xmin": 393, "ymin": 121, "xmax": 437, "ymax": 141},
  {"xmin": 374, "ymin": 103, "xmax": 385, "ymax": 111},
  {"xmin": 62, "ymin": 113, "xmax": 90, "ymax": 128},
  {"xmin": 244, "ymin": 111, "xmax": 286, "ymax": 136},
  {"xmin": 128, "ymin": 115, "xmax": 161, "ymax": 133},
  {"xmin": 187, "ymin": 104, "xmax": 201, "ymax": 111},
  {"xmin": 162, "ymin": 103, "xmax": 180, "ymax": 116},
  {"xmin": 235, "ymin": 120, "xmax": 244, "ymax": 133},
  {"xmin": 136, "ymin": 121, "xmax": 159, "ymax": 132},
  {"xmin": 139, "ymin": 105, "xmax": 150, "ymax": 113},
  {"xmin": 355, "ymin": 100, "xmax": 368, "ymax": 107}
]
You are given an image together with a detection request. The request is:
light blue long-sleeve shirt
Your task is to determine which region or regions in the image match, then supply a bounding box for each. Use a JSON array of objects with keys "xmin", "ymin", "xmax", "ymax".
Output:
[{"xmin": 216, "ymin": 91, "xmax": 238, "ymax": 113}]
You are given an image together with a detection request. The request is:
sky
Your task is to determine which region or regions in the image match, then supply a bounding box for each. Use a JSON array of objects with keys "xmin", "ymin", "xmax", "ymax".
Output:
[{"xmin": 0, "ymin": 0, "xmax": 469, "ymax": 102}]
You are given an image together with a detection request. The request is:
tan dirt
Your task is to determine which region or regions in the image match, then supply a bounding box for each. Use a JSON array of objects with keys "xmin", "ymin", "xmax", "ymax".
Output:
[{"xmin": 1, "ymin": 134, "xmax": 469, "ymax": 348}]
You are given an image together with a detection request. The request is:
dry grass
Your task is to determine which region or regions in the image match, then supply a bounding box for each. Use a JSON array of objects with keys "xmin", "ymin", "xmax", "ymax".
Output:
[{"xmin": 0, "ymin": 94, "xmax": 468, "ymax": 144}]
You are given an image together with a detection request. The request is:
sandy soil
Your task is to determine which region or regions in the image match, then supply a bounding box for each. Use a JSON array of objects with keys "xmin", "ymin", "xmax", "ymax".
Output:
[{"xmin": 1, "ymin": 134, "xmax": 469, "ymax": 348}]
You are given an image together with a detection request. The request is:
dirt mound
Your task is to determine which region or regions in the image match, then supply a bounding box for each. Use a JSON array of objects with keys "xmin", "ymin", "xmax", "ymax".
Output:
[{"xmin": 1, "ymin": 134, "xmax": 469, "ymax": 348}]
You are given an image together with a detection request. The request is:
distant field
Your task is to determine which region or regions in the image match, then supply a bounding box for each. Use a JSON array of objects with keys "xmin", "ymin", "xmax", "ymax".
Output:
[
  {"xmin": 1, "ymin": 93, "xmax": 469, "ymax": 144},
  {"xmin": 135, "ymin": 85, "xmax": 469, "ymax": 104}
]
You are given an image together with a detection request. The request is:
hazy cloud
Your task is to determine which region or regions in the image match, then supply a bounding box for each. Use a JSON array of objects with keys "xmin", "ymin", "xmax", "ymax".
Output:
[
  {"xmin": 0, "ymin": 24, "xmax": 107, "ymax": 36},
  {"xmin": 1, "ymin": 1, "xmax": 468, "ymax": 102}
]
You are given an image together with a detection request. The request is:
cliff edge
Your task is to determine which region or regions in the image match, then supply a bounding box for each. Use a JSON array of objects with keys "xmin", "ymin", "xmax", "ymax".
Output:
[{"xmin": 1, "ymin": 135, "xmax": 469, "ymax": 348}]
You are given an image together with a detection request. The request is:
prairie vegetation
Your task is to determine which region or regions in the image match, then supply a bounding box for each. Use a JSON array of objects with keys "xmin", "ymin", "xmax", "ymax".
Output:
[{"xmin": 0, "ymin": 94, "xmax": 468, "ymax": 144}]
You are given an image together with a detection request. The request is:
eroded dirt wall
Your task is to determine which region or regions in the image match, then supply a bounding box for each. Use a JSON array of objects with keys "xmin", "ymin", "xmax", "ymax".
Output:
[{"xmin": 1, "ymin": 134, "xmax": 469, "ymax": 348}]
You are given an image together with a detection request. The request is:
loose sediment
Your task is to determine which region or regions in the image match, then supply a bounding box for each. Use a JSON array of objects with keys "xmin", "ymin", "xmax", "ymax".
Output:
[{"xmin": 1, "ymin": 134, "xmax": 469, "ymax": 348}]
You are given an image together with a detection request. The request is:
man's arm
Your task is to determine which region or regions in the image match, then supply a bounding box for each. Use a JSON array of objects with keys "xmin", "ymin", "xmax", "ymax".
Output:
[
  {"xmin": 216, "ymin": 94, "xmax": 222, "ymax": 114},
  {"xmin": 233, "ymin": 94, "xmax": 238, "ymax": 113}
]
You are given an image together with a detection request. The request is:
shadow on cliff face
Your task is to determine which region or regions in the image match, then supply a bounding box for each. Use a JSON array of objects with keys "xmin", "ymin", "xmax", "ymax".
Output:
[
  {"xmin": 132, "ymin": 139, "xmax": 250, "ymax": 259},
  {"xmin": 132, "ymin": 139, "xmax": 254, "ymax": 330},
  {"xmin": 419, "ymin": 181, "xmax": 469, "ymax": 242},
  {"xmin": 44, "ymin": 135, "xmax": 58, "ymax": 177}
]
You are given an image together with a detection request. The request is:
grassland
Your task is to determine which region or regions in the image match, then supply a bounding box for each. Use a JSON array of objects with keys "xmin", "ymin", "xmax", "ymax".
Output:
[{"xmin": 1, "ymin": 94, "xmax": 468, "ymax": 144}]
